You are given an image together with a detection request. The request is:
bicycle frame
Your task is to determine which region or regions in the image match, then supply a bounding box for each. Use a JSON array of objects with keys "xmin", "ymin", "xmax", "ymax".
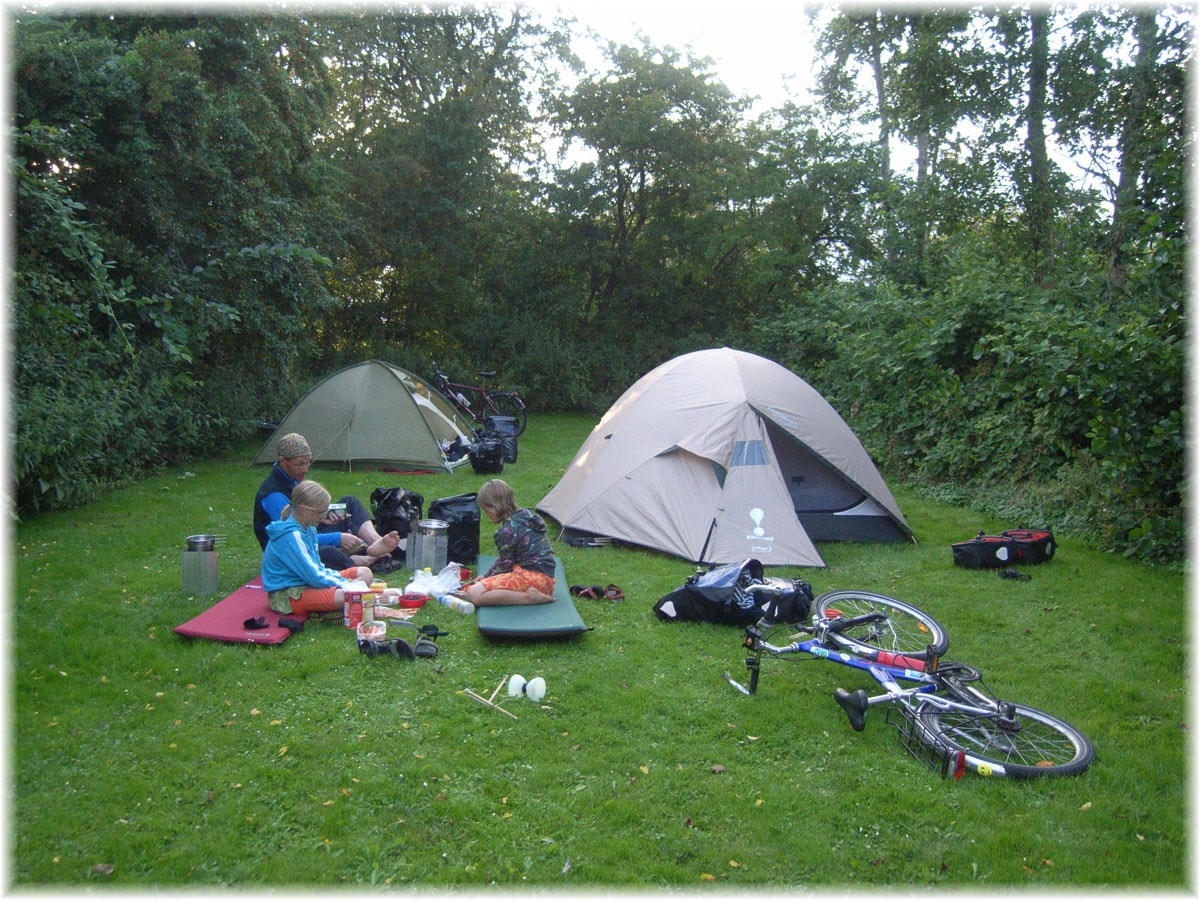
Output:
[
  {"xmin": 431, "ymin": 364, "xmax": 489, "ymax": 419},
  {"xmin": 726, "ymin": 617, "xmax": 1077, "ymax": 780},
  {"xmin": 430, "ymin": 361, "xmax": 523, "ymax": 431}
]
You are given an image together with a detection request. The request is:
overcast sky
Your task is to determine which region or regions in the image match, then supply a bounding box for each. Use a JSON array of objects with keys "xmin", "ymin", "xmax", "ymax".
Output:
[{"xmin": 541, "ymin": 0, "xmax": 822, "ymax": 114}]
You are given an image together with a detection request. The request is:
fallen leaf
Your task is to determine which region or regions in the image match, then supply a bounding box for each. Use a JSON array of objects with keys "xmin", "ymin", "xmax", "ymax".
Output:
[
  {"xmin": 278, "ymin": 745, "xmax": 289, "ymax": 756},
  {"xmin": 754, "ymin": 798, "xmax": 763, "ymax": 807},
  {"xmin": 640, "ymin": 765, "xmax": 650, "ymax": 775},
  {"xmin": 561, "ymin": 858, "xmax": 573, "ymax": 876},
  {"xmin": 685, "ymin": 817, "xmax": 694, "ymax": 828},
  {"xmin": 729, "ymin": 860, "xmax": 741, "ymax": 868},
  {"xmin": 1080, "ymin": 802, "xmax": 1092, "ymax": 811},
  {"xmin": 90, "ymin": 864, "xmax": 114, "ymax": 876},
  {"xmin": 711, "ymin": 764, "xmax": 726, "ymax": 774},
  {"xmin": 1137, "ymin": 833, "xmax": 1146, "ymax": 842},
  {"xmin": 700, "ymin": 874, "xmax": 716, "ymax": 882}
]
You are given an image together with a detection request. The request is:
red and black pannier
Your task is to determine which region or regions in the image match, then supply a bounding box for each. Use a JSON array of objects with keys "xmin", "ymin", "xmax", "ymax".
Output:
[{"xmin": 952, "ymin": 529, "xmax": 1056, "ymax": 569}]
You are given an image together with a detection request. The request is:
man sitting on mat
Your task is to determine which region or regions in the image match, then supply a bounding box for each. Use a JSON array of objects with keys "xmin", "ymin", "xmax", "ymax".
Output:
[
  {"xmin": 458, "ymin": 479, "xmax": 556, "ymax": 607},
  {"xmin": 253, "ymin": 432, "xmax": 402, "ymax": 572},
  {"xmin": 262, "ymin": 480, "xmax": 374, "ymax": 616}
]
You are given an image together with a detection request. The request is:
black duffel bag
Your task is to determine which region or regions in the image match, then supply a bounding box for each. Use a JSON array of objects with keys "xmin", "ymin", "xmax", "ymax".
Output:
[
  {"xmin": 653, "ymin": 559, "xmax": 813, "ymax": 627},
  {"xmin": 369, "ymin": 487, "xmax": 424, "ymax": 540}
]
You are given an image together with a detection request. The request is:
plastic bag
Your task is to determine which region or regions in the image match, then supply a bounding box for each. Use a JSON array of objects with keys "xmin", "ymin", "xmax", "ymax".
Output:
[{"xmin": 404, "ymin": 563, "xmax": 462, "ymax": 599}]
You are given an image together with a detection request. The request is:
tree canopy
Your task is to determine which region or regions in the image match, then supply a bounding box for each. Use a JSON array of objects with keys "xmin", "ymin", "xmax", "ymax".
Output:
[{"xmin": 12, "ymin": 6, "xmax": 1189, "ymax": 563}]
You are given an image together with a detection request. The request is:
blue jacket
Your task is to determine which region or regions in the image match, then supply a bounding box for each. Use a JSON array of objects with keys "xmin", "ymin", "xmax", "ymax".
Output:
[
  {"xmin": 262, "ymin": 516, "xmax": 357, "ymax": 592},
  {"xmin": 253, "ymin": 462, "xmax": 342, "ymax": 552}
]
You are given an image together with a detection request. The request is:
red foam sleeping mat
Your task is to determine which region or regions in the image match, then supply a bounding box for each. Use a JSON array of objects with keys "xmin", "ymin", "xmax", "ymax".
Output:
[{"xmin": 174, "ymin": 577, "xmax": 309, "ymax": 644}]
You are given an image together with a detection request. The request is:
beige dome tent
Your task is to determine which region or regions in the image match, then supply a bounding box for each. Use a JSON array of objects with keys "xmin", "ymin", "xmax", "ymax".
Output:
[
  {"xmin": 252, "ymin": 360, "xmax": 473, "ymax": 472},
  {"xmin": 537, "ymin": 348, "xmax": 913, "ymax": 567}
]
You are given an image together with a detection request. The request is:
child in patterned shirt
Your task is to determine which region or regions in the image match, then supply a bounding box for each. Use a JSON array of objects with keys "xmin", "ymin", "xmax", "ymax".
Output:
[{"xmin": 460, "ymin": 479, "xmax": 556, "ymax": 606}]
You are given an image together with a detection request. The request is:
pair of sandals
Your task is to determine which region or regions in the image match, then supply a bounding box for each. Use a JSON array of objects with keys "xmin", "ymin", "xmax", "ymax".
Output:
[
  {"xmin": 244, "ymin": 616, "xmax": 304, "ymax": 633},
  {"xmin": 569, "ymin": 584, "xmax": 625, "ymax": 602},
  {"xmin": 358, "ymin": 622, "xmax": 447, "ymax": 660},
  {"xmin": 357, "ymin": 636, "xmax": 438, "ymax": 659}
]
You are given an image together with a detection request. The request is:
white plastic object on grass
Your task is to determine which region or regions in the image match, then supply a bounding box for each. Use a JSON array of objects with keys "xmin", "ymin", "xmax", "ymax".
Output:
[{"xmin": 508, "ymin": 674, "xmax": 546, "ymax": 703}]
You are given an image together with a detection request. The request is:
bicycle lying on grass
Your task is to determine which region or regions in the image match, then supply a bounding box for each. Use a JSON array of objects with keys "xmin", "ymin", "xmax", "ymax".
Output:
[
  {"xmin": 724, "ymin": 589, "xmax": 1094, "ymax": 780},
  {"xmin": 431, "ymin": 361, "xmax": 528, "ymax": 436}
]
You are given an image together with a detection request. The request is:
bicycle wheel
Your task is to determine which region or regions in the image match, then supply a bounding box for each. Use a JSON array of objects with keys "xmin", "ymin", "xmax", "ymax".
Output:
[
  {"xmin": 491, "ymin": 392, "xmax": 527, "ymax": 436},
  {"xmin": 918, "ymin": 701, "xmax": 1094, "ymax": 779},
  {"xmin": 814, "ymin": 590, "xmax": 949, "ymax": 659}
]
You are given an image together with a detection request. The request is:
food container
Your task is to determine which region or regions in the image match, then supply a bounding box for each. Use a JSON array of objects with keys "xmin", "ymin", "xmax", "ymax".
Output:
[
  {"xmin": 396, "ymin": 593, "xmax": 428, "ymax": 609},
  {"xmin": 356, "ymin": 620, "xmax": 387, "ymax": 641},
  {"xmin": 343, "ymin": 589, "xmax": 378, "ymax": 629}
]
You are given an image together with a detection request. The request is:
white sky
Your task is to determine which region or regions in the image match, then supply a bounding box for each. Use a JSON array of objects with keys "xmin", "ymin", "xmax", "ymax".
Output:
[{"xmin": 540, "ymin": 1, "xmax": 822, "ymax": 114}]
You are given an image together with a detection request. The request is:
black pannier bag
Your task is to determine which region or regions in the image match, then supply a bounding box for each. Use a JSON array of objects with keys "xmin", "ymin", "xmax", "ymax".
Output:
[
  {"xmin": 952, "ymin": 528, "xmax": 1056, "ymax": 569},
  {"xmin": 429, "ymin": 492, "xmax": 481, "ymax": 564},
  {"xmin": 468, "ymin": 438, "xmax": 505, "ymax": 474},
  {"xmin": 483, "ymin": 415, "xmax": 520, "ymax": 464},
  {"xmin": 369, "ymin": 487, "xmax": 424, "ymax": 541},
  {"xmin": 653, "ymin": 559, "xmax": 814, "ymax": 627}
]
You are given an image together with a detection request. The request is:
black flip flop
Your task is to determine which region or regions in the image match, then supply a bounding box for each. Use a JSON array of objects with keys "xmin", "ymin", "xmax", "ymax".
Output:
[
  {"xmin": 278, "ymin": 617, "xmax": 304, "ymax": 633},
  {"xmin": 243, "ymin": 616, "xmax": 268, "ymax": 630}
]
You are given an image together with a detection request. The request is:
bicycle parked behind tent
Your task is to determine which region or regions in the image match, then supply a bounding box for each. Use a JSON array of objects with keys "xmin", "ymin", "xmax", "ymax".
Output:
[{"xmin": 431, "ymin": 361, "xmax": 528, "ymax": 437}]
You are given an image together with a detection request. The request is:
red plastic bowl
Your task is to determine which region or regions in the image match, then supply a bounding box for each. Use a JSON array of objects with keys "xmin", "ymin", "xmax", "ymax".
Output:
[{"xmin": 396, "ymin": 593, "xmax": 428, "ymax": 609}]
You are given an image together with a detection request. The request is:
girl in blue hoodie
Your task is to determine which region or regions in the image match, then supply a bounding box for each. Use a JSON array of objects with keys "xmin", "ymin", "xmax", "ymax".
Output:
[{"xmin": 262, "ymin": 480, "xmax": 374, "ymax": 615}]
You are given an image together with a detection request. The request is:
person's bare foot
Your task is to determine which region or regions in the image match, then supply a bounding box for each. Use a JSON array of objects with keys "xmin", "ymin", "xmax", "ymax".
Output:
[
  {"xmin": 525, "ymin": 587, "xmax": 555, "ymax": 604},
  {"xmin": 366, "ymin": 531, "xmax": 400, "ymax": 559}
]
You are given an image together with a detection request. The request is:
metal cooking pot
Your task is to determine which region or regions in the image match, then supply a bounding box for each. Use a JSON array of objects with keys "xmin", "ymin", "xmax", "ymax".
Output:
[{"xmin": 185, "ymin": 534, "xmax": 223, "ymax": 552}]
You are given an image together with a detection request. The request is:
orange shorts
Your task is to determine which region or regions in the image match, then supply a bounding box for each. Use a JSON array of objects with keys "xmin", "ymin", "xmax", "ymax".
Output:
[
  {"xmin": 269, "ymin": 568, "xmax": 360, "ymax": 614},
  {"xmin": 474, "ymin": 566, "xmax": 555, "ymax": 596}
]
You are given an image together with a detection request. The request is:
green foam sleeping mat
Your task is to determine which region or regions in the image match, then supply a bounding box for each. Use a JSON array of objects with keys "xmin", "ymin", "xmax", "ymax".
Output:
[{"xmin": 474, "ymin": 556, "xmax": 589, "ymax": 639}]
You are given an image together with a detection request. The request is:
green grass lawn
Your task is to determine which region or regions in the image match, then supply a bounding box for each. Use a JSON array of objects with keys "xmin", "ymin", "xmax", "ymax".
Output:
[{"xmin": 12, "ymin": 414, "xmax": 1188, "ymax": 887}]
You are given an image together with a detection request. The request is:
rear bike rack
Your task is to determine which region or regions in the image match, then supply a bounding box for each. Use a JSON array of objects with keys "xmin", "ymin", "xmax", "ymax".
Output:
[{"xmin": 885, "ymin": 705, "xmax": 966, "ymax": 780}]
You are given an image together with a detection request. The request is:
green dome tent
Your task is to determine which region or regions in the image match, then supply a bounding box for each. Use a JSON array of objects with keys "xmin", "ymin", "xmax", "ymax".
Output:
[{"xmin": 252, "ymin": 360, "xmax": 473, "ymax": 472}]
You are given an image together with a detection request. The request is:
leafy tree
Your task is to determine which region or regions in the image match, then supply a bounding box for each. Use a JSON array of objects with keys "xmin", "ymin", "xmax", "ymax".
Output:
[
  {"xmin": 310, "ymin": 8, "xmax": 561, "ymax": 370},
  {"xmin": 13, "ymin": 13, "xmax": 338, "ymax": 511},
  {"xmin": 545, "ymin": 39, "xmax": 753, "ymax": 391}
]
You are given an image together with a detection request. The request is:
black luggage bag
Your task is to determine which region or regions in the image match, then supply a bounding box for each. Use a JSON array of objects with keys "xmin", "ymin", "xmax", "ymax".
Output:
[
  {"xmin": 429, "ymin": 492, "xmax": 481, "ymax": 564},
  {"xmin": 653, "ymin": 559, "xmax": 813, "ymax": 627}
]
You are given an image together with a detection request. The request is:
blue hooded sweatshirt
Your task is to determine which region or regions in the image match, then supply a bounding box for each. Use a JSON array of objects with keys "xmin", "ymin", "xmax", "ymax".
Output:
[{"xmin": 262, "ymin": 515, "xmax": 358, "ymax": 593}]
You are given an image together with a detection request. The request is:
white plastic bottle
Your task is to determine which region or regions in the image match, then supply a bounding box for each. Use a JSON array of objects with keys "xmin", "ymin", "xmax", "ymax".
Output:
[{"xmin": 438, "ymin": 594, "xmax": 476, "ymax": 615}]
